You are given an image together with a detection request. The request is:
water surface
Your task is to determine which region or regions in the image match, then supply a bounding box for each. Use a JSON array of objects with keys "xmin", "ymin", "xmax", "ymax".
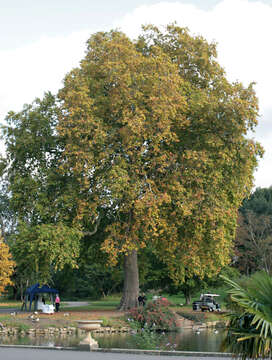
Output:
[{"xmin": 0, "ymin": 328, "xmax": 226, "ymax": 351}]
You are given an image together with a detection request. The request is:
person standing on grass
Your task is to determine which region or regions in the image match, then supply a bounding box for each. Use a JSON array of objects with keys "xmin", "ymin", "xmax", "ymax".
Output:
[
  {"xmin": 55, "ymin": 294, "xmax": 60, "ymax": 312},
  {"xmin": 138, "ymin": 293, "xmax": 147, "ymax": 306}
]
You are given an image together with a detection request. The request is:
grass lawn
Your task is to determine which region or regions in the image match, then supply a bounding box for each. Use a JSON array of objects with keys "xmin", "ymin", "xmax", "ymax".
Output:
[
  {"xmin": 0, "ymin": 289, "xmax": 229, "ymax": 329},
  {"xmin": 0, "ymin": 300, "xmax": 21, "ymax": 308},
  {"xmin": 0, "ymin": 294, "xmax": 125, "ymax": 329},
  {"xmin": 0, "ymin": 310, "xmax": 126, "ymax": 330},
  {"xmin": 62, "ymin": 295, "xmax": 121, "ymax": 311},
  {"xmin": 0, "ymin": 292, "xmax": 228, "ymax": 331}
]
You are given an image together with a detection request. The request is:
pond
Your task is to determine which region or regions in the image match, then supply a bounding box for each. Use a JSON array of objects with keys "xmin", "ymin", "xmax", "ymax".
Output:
[{"xmin": 0, "ymin": 328, "xmax": 227, "ymax": 352}]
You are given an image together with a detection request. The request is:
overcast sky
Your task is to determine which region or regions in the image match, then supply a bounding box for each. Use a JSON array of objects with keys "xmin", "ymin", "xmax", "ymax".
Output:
[{"xmin": 1, "ymin": 0, "xmax": 271, "ymax": 188}]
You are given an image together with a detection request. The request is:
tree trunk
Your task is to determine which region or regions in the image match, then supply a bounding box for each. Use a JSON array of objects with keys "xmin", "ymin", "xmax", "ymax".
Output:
[
  {"xmin": 183, "ymin": 288, "xmax": 192, "ymax": 305},
  {"xmin": 118, "ymin": 250, "xmax": 139, "ymax": 310}
]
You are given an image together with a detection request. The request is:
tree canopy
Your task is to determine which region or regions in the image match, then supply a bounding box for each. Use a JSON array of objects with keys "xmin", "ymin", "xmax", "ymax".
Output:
[
  {"xmin": 58, "ymin": 25, "xmax": 261, "ymax": 276},
  {"xmin": 1, "ymin": 93, "xmax": 82, "ymax": 285}
]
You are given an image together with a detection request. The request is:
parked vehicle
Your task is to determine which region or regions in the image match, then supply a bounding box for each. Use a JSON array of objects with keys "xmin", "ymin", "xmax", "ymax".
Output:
[{"xmin": 192, "ymin": 293, "xmax": 220, "ymax": 312}]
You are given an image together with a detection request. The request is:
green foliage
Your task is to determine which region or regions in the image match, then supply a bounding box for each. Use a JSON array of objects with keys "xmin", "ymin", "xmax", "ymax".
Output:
[
  {"xmin": 2, "ymin": 93, "xmax": 63, "ymax": 224},
  {"xmin": 223, "ymin": 275, "xmax": 251, "ymax": 312},
  {"xmin": 221, "ymin": 272, "xmax": 272, "ymax": 359},
  {"xmin": 17, "ymin": 323, "xmax": 31, "ymax": 333},
  {"xmin": 53, "ymin": 261, "xmax": 123, "ymax": 300},
  {"xmin": 137, "ymin": 250, "xmax": 172, "ymax": 293},
  {"xmin": 127, "ymin": 298, "xmax": 178, "ymax": 331},
  {"xmin": 11, "ymin": 222, "xmax": 82, "ymax": 283},
  {"xmin": 202, "ymin": 266, "xmax": 241, "ymax": 288},
  {"xmin": 163, "ymin": 266, "xmax": 240, "ymax": 305},
  {"xmin": 0, "ymin": 183, "xmax": 16, "ymax": 241},
  {"xmin": 1, "ymin": 92, "xmax": 84, "ymax": 287},
  {"xmin": 241, "ymin": 187, "xmax": 272, "ymax": 216},
  {"xmin": 128, "ymin": 322, "xmax": 167, "ymax": 350},
  {"xmin": 100, "ymin": 316, "xmax": 115, "ymax": 327},
  {"xmin": 58, "ymin": 24, "xmax": 262, "ymax": 290},
  {"xmin": 234, "ymin": 186, "xmax": 272, "ymax": 276}
]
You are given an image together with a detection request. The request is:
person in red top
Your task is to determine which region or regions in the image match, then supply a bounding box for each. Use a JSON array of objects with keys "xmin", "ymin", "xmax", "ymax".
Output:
[{"xmin": 55, "ymin": 295, "xmax": 60, "ymax": 312}]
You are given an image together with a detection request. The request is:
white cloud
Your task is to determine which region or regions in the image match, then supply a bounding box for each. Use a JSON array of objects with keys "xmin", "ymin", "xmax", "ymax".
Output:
[
  {"xmin": 0, "ymin": 30, "xmax": 91, "ymax": 120},
  {"xmin": 0, "ymin": 0, "xmax": 271, "ymax": 188}
]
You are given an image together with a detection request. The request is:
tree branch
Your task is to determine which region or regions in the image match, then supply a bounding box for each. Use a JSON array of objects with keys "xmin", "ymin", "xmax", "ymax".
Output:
[{"xmin": 84, "ymin": 215, "xmax": 101, "ymax": 236}]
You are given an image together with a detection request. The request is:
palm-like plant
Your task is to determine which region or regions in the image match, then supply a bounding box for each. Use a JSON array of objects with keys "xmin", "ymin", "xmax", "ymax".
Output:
[{"xmin": 222, "ymin": 272, "xmax": 272, "ymax": 359}]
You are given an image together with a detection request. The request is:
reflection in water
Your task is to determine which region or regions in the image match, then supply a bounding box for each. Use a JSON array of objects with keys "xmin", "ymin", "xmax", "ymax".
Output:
[
  {"xmin": 0, "ymin": 333, "xmax": 84, "ymax": 347},
  {"xmin": 94, "ymin": 328, "xmax": 226, "ymax": 352},
  {"xmin": 0, "ymin": 328, "xmax": 226, "ymax": 352}
]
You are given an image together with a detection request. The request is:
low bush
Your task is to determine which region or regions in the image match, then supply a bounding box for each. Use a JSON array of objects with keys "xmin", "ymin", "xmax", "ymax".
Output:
[
  {"xmin": 17, "ymin": 323, "xmax": 31, "ymax": 333},
  {"xmin": 127, "ymin": 298, "xmax": 178, "ymax": 331}
]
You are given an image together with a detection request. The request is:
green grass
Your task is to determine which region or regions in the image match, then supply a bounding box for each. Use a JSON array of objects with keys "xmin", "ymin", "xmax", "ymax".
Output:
[
  {"xmin": 0, "ymin": 286, "xmax": 229, "ymax": 312},
  {"xmin": 0, "ymin": 300, "xmax": 21, "ymax": 308},
  {"xmin": 0, "ymin": 316, "xmax": 32, "ymax": 330},
  {"xmin": 158, "ymin": 286, "xmax": 229, "ymax": 308},
  {"xmin": 62, "ymin": 288, "xmax": 229, "ymax": 311}
]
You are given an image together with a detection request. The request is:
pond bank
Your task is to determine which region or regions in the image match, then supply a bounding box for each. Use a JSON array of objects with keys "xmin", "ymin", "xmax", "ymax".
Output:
[
  {"xmin": 0, "ymin": 320, "xmax": 226, "ymax": 337},
  {"xmin": 0, "ymin": 325, "xmax": 133, "ymax": 337}
]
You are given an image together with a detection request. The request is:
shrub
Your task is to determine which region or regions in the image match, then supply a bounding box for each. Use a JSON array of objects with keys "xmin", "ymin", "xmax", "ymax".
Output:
[
  {"xmin": 127, "ymin": 299, "xmax": 178, "ymax": 331},
  {"xmin": 128, "ymin": 323, "xmax": 164, "ymax": 349},
  {"xmin": 155, "ymin": 297, "xmax": 172, "ymax": 307},
  {"xmin": 17, "ymin": 323, "xmax": 31, "ymax": 333}
]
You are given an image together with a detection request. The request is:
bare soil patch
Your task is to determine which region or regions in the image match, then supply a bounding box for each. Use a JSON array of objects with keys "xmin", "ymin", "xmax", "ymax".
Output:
[{"xmin": 1, "ymin": 309, "xmax": 126, "ymax": 329}]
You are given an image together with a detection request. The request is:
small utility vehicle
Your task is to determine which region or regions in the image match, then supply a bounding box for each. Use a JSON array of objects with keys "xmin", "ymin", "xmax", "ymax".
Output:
[{"xmin": 192, "ymin": 293, "xmax": 220, "ymax": 312}]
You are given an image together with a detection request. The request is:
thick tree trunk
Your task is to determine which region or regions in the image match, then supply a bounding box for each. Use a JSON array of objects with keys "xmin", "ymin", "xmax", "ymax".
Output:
[
  {"xmin": 183, "ymin": 288, "xmax": 192, "ymax": 305},
  {"xmin": 118, "ymin": 250, "xmax": 139, "ymax": 311}
]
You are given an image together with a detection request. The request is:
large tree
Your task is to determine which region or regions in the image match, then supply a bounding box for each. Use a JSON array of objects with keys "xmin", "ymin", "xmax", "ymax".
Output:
[
  {"xmin": 58, "ymin": 29, "xmax": 186, "ymax": 308},
  {"xmin": 57, "ymin": 25, "xmax": 262, "ymax": 309}
]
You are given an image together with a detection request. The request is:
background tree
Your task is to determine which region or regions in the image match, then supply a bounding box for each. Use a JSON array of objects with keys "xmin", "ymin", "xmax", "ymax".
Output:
[
  {"xmin": 234, "ymin": 187, "xmax": 272, "ymax": 275},
  {"xmin": 241, "ymin": 187, "xmax": 272, "ymax": 216},
  {"xmin": 1, "ymin": 93, "xmax": 82, "ymax": 286},
  {"xmin": 58, "ymin": 25, "xmax": 262, "ymax": 309},
  {"xmin": 0, "ymin": 185, "xmax": 15, "ymax": 242},
  {"xmin": 0, "ymin": 236, "xmax": 15, "ymax": 295}
]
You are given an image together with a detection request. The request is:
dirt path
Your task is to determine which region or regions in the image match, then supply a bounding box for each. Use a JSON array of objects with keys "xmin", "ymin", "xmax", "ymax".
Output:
[{"xmin": 63, "ymin": 301, "xmax": 89, "ymax": 307}]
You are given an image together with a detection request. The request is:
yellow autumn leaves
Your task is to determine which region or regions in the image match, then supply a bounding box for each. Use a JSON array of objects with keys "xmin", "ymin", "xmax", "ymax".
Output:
[{"xmin": 0, "ymin": 237, "xmax": 15, "ymax": 295}]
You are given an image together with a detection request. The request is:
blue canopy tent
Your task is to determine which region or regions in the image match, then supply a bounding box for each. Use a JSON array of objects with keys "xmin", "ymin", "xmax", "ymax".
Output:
[{"xmin": 25, "ymin": 283, "xmax": 58, "ymax": 311}]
